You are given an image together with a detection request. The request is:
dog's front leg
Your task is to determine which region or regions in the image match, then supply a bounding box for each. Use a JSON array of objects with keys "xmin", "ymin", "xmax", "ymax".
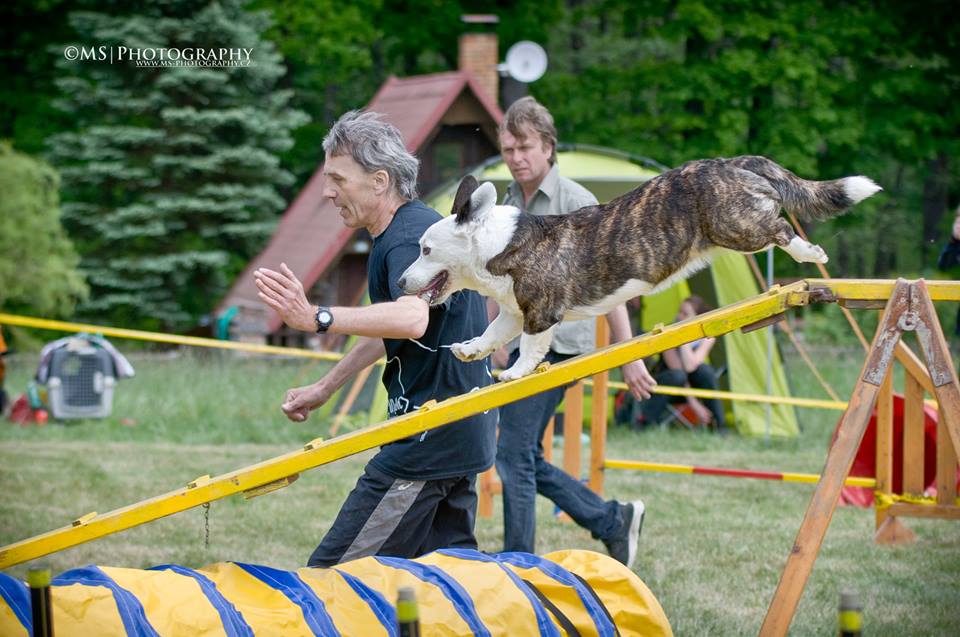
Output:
[
  {"xmin": 499, "ymin": 327, "xmax": 554, "ymax": 382},
  {"xmin": 451, "ymin": 310, "xmax": 523, "ymax": 362}
]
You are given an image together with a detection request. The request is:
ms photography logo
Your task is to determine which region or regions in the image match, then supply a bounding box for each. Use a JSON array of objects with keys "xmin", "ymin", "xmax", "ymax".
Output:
[{"xmin": 63, "ymin": 46, "xmax": 254, "ymax": 67}]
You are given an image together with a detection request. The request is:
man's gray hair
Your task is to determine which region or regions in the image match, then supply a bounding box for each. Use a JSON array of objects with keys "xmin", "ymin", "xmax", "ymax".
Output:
[
  {"xmin": 500, "ymin": 96, "xmax": 558, "ymax": 165},
  {"xmin": 323, "ymin": 110, "xmax": 420, "ymax": 200}
]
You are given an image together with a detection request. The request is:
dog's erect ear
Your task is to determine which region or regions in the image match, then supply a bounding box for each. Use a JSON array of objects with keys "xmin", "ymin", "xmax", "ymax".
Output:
[
  {"xmin": 469, "ymin": 182, "xmax": 497, "ymax": 219},
  {"xmin": 452, "ymin": 175, "xmax": 480, "ymax": 224}
]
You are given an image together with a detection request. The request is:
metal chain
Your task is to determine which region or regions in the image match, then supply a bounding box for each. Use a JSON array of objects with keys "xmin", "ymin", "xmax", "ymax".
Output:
[{"xmin": 202, "ymin": 503, "xmax": 210, "ymax": 548}]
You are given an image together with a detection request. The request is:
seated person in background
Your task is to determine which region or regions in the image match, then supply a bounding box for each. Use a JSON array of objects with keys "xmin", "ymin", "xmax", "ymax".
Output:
[{"xmin": 640, "ymin": 296, "xmax": 728, "ymax": 432}]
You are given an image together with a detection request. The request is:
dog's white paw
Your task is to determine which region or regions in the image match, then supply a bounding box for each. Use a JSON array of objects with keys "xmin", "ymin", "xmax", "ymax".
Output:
[
  {"xmin": 784, "ymin": 237, "xmax": 830, "ymax": 264},
  {"xmin": 498, "ymin": 361, "xmax": 535, "ymax": 382},
  {"xmin": 451, "ymin": 338, "xmax": 491, "ymax": 362},
  {"xmin": 497, "ymin": 367, "xmax": 522, "ymax": 382},
  {"xmin": 810, "ymin": 244, "xmax": 828, "ymax": 264}
]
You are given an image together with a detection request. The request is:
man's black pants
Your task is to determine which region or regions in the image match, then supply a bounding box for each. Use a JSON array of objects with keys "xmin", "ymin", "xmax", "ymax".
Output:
[{"xmin": 307, "ymin": 463, "xmax": 479, "ymax": 567}]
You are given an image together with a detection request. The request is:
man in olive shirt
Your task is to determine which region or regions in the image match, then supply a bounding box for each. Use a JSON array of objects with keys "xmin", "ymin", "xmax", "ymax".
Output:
[{"xmin": 493, "ymin": 97, "xmax": 656, "ymax": 569}]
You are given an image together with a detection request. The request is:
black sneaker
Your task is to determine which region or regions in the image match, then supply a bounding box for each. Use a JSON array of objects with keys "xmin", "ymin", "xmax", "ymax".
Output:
[{"xmin": 602, "ymin": 500, "xmax": 645, "ymax": 569}]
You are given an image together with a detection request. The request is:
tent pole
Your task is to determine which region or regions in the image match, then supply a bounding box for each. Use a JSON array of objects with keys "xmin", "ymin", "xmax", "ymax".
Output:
[
  {"xmin": 747, "ymin": 253, "xmax": 840, "ymax": 402},
  {"xmin": 765, "ymin": 247, "xmax": 774, "ymax": 444}
]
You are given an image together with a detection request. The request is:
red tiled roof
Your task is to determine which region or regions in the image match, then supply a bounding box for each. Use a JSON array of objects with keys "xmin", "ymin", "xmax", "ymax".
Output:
[{"xmin": 218, "ymin": 71, "xmax": 502, "ymax": 332}]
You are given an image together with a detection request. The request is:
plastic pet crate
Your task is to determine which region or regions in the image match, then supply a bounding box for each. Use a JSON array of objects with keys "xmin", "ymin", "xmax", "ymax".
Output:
[{"xmin": 46, "ymin": 345, "xmax": 116, "ymax": 419}]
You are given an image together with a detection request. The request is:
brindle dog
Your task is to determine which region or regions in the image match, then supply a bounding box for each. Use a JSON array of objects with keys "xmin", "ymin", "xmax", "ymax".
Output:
[{"xmin": 399, "ymin": 155, "xmax": 880, "ymax": 381}]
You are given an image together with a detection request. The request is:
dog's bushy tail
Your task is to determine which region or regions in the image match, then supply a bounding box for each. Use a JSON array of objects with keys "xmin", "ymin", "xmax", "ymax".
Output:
[{"xmin": 730, "ymin": 156, "xmax": 882, "ymax": 221}]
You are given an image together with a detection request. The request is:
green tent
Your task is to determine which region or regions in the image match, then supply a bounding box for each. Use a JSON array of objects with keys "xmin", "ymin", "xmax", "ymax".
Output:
[{"xmin": 425, "ymin": 144, "xmax": 799, "ymax": 437}]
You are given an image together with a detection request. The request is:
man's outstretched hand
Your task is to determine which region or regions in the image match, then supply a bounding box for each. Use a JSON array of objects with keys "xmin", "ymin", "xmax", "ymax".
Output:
[{"xmin": 255, "ymin": 263, "xmax": 315, "ymax": 332}]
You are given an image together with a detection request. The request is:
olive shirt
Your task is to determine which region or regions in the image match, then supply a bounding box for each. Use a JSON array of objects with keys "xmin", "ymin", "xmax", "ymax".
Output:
[{"xmin": 503, "ymin": 163, "xmax": 599, "ymax": 355}]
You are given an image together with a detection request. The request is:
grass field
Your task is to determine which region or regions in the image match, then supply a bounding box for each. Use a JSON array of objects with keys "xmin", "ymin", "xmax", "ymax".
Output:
[{"xmin": 1, "ymin": 342, "xmax": 958, "ymax": 636}]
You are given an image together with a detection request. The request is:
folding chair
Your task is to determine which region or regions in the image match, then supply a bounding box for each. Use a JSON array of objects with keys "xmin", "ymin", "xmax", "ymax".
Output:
[{"xmin": 660, "ymin": 364, "xmax": 727, "ymax": 431}]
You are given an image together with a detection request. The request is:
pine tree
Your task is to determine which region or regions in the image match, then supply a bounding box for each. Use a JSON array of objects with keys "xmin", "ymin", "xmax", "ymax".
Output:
[{"xmin": 48, "ymin": 0, "xmax": 307, "ymax": 330}]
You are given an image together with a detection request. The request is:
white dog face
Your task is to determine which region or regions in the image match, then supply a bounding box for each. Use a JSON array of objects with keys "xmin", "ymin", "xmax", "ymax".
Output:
[{"xmin": 399, "ymin": 178, "xmax": 499, "ymax": 306}]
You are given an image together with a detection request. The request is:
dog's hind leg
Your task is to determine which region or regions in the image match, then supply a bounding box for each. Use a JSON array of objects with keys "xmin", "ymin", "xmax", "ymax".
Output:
[
  {"xmin": 451, "ymin": 310, "xmax": 523, "ymax": 362},
  {"xmin": 709, "ymin": 197, "xmax": 830, "ymax": 263},
  {"xmin": 499, "ymin": 327, "xmax": 554, "ymax": 382},
  {"xmin": 740, "ymin": 216, "xmax": 827, "ymax": 263}
]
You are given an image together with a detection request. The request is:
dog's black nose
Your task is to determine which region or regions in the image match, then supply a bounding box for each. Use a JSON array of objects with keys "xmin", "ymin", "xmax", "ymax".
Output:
[{"xmin": 397, "ymin": 277, "xmax": 406, "ymax": 290}]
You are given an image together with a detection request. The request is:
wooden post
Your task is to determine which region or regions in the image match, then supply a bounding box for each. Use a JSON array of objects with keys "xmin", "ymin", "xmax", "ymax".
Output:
[
  {"xmin": 874, "ymin": 370, "xmax": 894, "ymax": 531},
  {"xmin": 912, "ymin": 280, "xmax": 960, "ymax": 455},
  {"xmin": 874, "ymin": 367, "xmax": 921, "ymax": 545},
  {"xmin": 562, "ymin": 383, "xmax": 584, "ymax": 481},
  {"xmin": 936, "ymin": 409, "xmax": 958, "ymax": 506},
  {"xmin": 906, "ymin": 280, "xmax": 960, "ymax": 509},
  {"xmin": 590, "ymin": 318, "xmax": 610, "ymax": 494},
  {"xmin": 329, "ymin": 363, "xmax": 376, "ymax": 436},
  {"xmin": 555, "ymin": 384, "xmax": 585, "ymax": 524},
  {"xmin": 478, "ymin": 404, "xmax": 560, "ymax": 520},
  {"xmin": 759, "ymin": 279, "xmax": 911, "ymax": 637},
  {"xmin": 902, "ymin": 373, "xmax": 926, "ymax": 496},
  {"xmin": 478, "ymin": 467, "xmax": 496, "ymax": 517},
  {"xmin": 875, "ymin": 364, "xmax": 917, "ymax": 543},
  {"xmin": 543, "ymin": 416, "xmax": 555, "ymax": 464}
]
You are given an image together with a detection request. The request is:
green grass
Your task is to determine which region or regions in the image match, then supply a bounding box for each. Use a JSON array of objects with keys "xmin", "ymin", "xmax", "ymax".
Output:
[{"xmin": 1, "ymin": 345, "xmax": 958, "ymax": 636}]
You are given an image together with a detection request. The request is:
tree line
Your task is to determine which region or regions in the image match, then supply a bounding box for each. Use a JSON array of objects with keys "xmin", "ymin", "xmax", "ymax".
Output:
[{"xmin": 1, "ymin": 0, "xmax": 956, "ymax": 330}]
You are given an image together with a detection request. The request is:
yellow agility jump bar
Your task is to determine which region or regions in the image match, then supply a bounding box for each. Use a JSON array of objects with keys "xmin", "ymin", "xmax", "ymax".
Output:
[
  {"xmin": 0, "ymin": 314, "xmax": 922, "ymax": 413},
  {"xmin": 4, "ymin": 309, "xmax": 844, "ymax": 410},
  {"xmin": 600, "ymin": 379, "xmax": 849, "ymax": 411},
  {"xmin": 2, "ymin": 278, "xmax": 959, "ymax": 568},
  {"xmin": 601, "ymin": 382, "xmax": 941, "ymax": 413},
  {"xmin": 604, "ymin": 459, "xmax": 877, "ymax": 488},
  {"xmin": 0, "ymin": 313, "xmax": 344, "ymax": 362}
]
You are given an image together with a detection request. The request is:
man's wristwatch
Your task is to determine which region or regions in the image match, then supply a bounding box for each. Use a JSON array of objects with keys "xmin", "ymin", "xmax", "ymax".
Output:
[{"xmin": 314, "ymin": 306, "xmax": 334, "ymax": 333}]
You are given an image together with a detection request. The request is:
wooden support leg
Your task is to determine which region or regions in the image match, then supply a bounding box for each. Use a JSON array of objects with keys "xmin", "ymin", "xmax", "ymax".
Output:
[
  {"xmin": 759, "ymin": 279, "xmax": 912, "ymax": 637},
  {"xmin": 478, "ymin": 467, "xmax": 496, "ymax": 518},
  {"xmin": 562, "ymin": 383, "xmax": 584, "ymax": 480},
  {"xmin": 590, "ymin": 318, "xmax": 610, "ymax": 495},
  {"xmin": 874, "ymin": 370, "xmax": 894, "ymax": 532},
  {"xmin": 874, "ymin": 515, "xmax": 917, "ymax": 544},
  {"xmin": 876, "ymin": 367, "xmax": 926, "ymax": 544},
  {"xmin": 543, "ymin": 416, "xmax": 555, "ymax": 464},
  {"xmin": 936, "ymin": 409, "xmax": 958, "ymax": 506},
  {"xmin": 329, "ymin": 363, "xmax": 375, "ymax": 437},
  {"xmin": 912, "ymin": 280, "xmax": 960, "ymax": 456},
  {"xmin": 558, "ymin": 384, "xmax": 584, "ymax": 523},
  {"xmin": 874, "ymin": 367, "xmax": 915, "ymax": 543},
  {"xmin": 901, "ymin": 373, "xmax": 926, "ymax": 496},
  {"xmin": 480, "ymin": 413, "xmax": 560, "ymax": 519}
]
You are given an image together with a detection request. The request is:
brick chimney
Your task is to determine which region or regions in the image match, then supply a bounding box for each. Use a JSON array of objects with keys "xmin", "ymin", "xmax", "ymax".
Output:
[{"xmin": 458, "ymin": 15, "xmax": 499, "ymax": 104}]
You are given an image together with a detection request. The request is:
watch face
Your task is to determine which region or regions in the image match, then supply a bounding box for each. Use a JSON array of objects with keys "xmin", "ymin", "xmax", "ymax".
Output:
[{"xmin": 318, "ymin": 311, "xmax": 332, "ymax": 324}]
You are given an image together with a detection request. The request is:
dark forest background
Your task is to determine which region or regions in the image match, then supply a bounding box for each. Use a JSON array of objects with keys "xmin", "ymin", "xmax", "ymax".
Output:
[{"xmin": 2, "ymin": 0, "xmax": 957, "ymax": 329}]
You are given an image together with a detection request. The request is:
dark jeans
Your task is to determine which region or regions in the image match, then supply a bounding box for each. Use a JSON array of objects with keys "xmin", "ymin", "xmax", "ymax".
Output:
[
  {"xmin": 308, "ymin": 463, "xmax": 478, "ymax": 567},
  {"xmin": 642, "ymin": 364, "xmax": 726, "ymax": 427},
  {"xmin": 495, "ymin": 349, "xmax": 621, "ymax": 553}
]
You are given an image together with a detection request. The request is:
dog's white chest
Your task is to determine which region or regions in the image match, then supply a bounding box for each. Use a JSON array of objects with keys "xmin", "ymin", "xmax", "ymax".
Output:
[{"xmin": 566, "ymin": 279, "xmax": 656, "ymax": 320}]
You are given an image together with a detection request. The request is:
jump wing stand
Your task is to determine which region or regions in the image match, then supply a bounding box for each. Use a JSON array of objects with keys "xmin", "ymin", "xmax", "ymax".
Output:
[{"xmin": 759, "ymin": 279, "xmax": 960, "ymax": 636}]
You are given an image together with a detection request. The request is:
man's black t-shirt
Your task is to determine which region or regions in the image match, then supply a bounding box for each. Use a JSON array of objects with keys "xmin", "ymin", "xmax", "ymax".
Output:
[{"xmin": 367, "ymin": 200, "xmax": 496, "ymax": 480}]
